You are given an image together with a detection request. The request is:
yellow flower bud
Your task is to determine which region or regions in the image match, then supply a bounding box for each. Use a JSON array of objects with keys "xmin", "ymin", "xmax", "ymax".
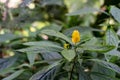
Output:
[
  {"xmin": 72, "ymin": 30, "xmax": 80, "ymax": 44},
  {"xmin": 64, "ymin": 43, "xmax": 69, "ymax": 49}
]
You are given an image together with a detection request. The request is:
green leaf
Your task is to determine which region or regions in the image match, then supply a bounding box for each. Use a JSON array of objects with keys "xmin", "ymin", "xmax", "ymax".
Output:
[
  {"xmin": 105, "ymin": 28, "xmax": 119, "ymax": 47},
  {"xmin": 110, "ymin": 6, "xmax": 120, "ymax": 23},
  {"xmin": 105, "ymin": 28, "xmax": 120, "ymax": 60},
  {"xmin": 18, "ymin": 40, "xmax": 63, "ymax": 54},
  {"xmin": 91, "ymin": 63, "xmax": 115, "ymax": 80},
  {"xmin": 61, "ymin": 49, "xmax": 75, "ymax": 61},
  {"xmin": 63, "ymin": 26, "xmax": 103, "ymax": 36},
  {"xmin": 41, "ymin": 30, "xmax": 73, "ymax": 44},
  {"xmin": 90, "ymin": 59, "xmax": 120, "ymax": 74},
  {"xmin": 27, "ymin": 52, "xmax": 37, "ymax": 65},
  {"xmin": 64, "ymin": 0, "xmax": 83, "ymax": 12},
  {"xmin": 79, "ymin": 68, "xmax": 92, "ymax": 80},
  {"xmin": 0, "ymin": 33, "xmax": 18, "ymax": 43},
  {"xmin": 77, "ymin": 45, "xmax": 115, "ymax": 53},
  {"xmin": 40, "ymin": 0, "xmax": 63, "ymax": 6},
  {"xmin": 24, "ymin": 41, "xmax": 63, "ymax": 49},
  {"xmin": 30, "ymin": 61, "xmax": 60, "ymax": 80},
  {"xmin": 30, "ymin": 66, "xmax": 59, "ymax": 80},
  {"xmin": 20, "ymin": 0, "xmax": 32, "ymax": 7},
  {"xmin": 76, "ymin": 63, "xmax": 92, "ymax": 80},
  {"xmin": 0, "ymin": 55, "xmax": 17, "ymax": 72},
  {"xmin": 64, "ymin": 0, "xmax": 105, "ymax": 13},
  {"xmin": 2, "ymin": 69, "xmax": 24, "ymax": 80},
  {"xmin": 82, "ymin": 37, "xmax": 98, "ymax": 45},
  {"xmin": 91, "ymin": 72, "xmax": 120, "ymax": 80},
  {"xmin": 0, "ymin": 68, "xmax": 15, "ymax": 76},
  {"xmin": 66, "ymin": 7, "xmax": 108, "ymax": 16},
  {"xmin": 41, "ymin": 23, "xmax": 62, "ymax": 32},
  {"xmin": 17, "ymin": 46, "xmax": 63, "ymax": 53},
  {"xmin": 41, "ymin": 52, "xmax": 62, "ymax": 64},
  {"xmin": 105, "ymin": 50, "xmax": 120, "ymax": 57}
]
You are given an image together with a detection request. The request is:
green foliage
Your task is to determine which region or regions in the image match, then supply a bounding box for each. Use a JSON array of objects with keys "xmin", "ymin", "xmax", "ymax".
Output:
[
  {"xmin": 66, "ymin": 7, "xmax": 108, "ymax": 16},
  {"xmin": 61, "ymin": 49, "xmax": 75, "ymax": 61},
  {"xmin": 0, "ymin": 55, "xmax": 17, "ymax": 71},
  {"xmin": 0, "ymin": 0, "xmax": 120, "ymax": 80},
  {"xmin": 91, "ymin": 64, "xmax": 115, "ymax": 80},
  {"xmin": 2, "ymin": 70, "xmax": 24, "ymax": 80},
  {"xmin": 110, "ymin": 6, "xmax": 120, "ymax": 23},
  {"xmin": 41, "ymin": 29, "xmax": 73, "ymax": 44}
]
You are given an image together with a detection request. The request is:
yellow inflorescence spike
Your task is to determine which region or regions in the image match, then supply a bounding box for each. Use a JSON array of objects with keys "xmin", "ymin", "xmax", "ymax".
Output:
[{"xmin": 72, "ymin": 30, "xmax": 80, "ymax": 44}]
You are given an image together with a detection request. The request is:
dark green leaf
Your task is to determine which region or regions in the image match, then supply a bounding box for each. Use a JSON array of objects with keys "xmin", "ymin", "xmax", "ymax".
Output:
[
  {"xmin": 90, "ymin": 59, "xmax": 120, "ymax": 74},
  {"xmin": 0, "ymin": 33, "xmax": 18, "ymax": 43},
  {"xmin": 27, "ymin": 52, "xmax": 37, "ymax": 65},
  {"xmin": 105, "ymin": 28, "xmax": 119, "ymax": 47},
  {"xmin": 2, "ymin": 69, "xmax": 24, "ymax": 80},
  {"xmin": 17, "ymin": 46, "xmax": 63, "ymax": 53},
  {"xmin": 110, "ymin": 6, "xmax": 120, "ymax": 23},
  {"xmin": 61, "ymin": 49, "xmax": 75, "ymax": 61},
  {"xmin": 40, "ymin": 23, "xmax": 62, "ymax": 32},
  {"xmin": 41, "ymin": 30, "xmax": 73, "ymax": 44},
  {"xmin": 105, "ymin": 28, "xmax": 120, "ymax": 59},
  {"xmin": 77, "ymin": 45, "xmax": 115, "ymax": 53},
  {"xmin": 91, "ymin": 63, "xmax": 115, "ymax": 80},
  {"xmin": 82, "ymin": 37, "xmax": 98, "ymax": 45},
  {"xmin": 0, "ymin": 55, "xmax": 17, "ymax": 72},
  {"xmin": 41, "ymin": 52, "xmax": 62, "ymax": 64},
  {"xmin": 24, "ymin": 41, "xmax": 63, "ymax": 49},
  {"xmin": 20, "ymin": 0, "xmax": 33, "ymax": 7},
  {"xmin": 66, "ymin": 7, "xmax": 108, "ymax": 16},
  {"xmin": 63, "ymin": 26, "xmax": 103, "ymax": 36},
  {"xmin": 30, "ymin": 64, "xmax": 60, "ymax": 80},
  {"xmin": 40, "ymin": 0, "xmax": 63, "ymax": 6},
  {"xmin": 91, "ymin": 72, "xmax": 120, "ymax": 80},
  {"xmin": 76, "ymin": 63, "xmax": 92, "ymax": 80}
]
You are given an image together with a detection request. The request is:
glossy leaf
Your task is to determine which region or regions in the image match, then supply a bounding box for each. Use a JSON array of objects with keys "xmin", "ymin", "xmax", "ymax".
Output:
[
  {"xmin": 0, "ymin": 33, "xmax": 18, "ymax": 43},
  {"xmin": 105, "ymin": 28, "xmax": 119, "ymax": 47},
  {"xmin": 105, "ymin": 28, "xmax": 120, "ymax": 60},
  {"xmin": 77, "ymin": 45, "xmax": 115, "ymax": 53},
  {"xmin": 90, "ymin": 59, "xmax": 120, "ymax": 74},
  {"xmin": 41, "ymin": 30, "xmax": 73, "ymax": 44},
  {"xmin": 17, "ymin": 46, "xmax": 63, "ymax": 53},
  {"xmin": 24, "ymin": 41, "xmax": 63, "ymax": 49},
  {"xmin": 41, "ymin": 52, "xmax": 62, "ymax": 64},
  {"xmin": 27, "ymin": 52, "xmax": 37, "ymax": 65},
  {"xmin": 40, "ymin": 0, "xmax": 63, "ymax": 6},
  {"xmin": 41, "ymin": 23, "xmax": 62, "ymax": 32},
  {"xmin": 61, "ymin": 49, "xmax": 75, "ymax": 61},
  {"xmin": 2, "ymin": 69, "xmax": 24, "ymax": 80},
  {"xmin": 76, "ymin": 63, "xmax": 92, "ymax": 80},
  {"xmin": 91, "ymin": 63, "xmax": 115, "ymax": 80},
  {"xmin": 30, "ymin": 62, "xmax": 60, "ymax": 80},
  {"xmin": 91, "ymin": 72, "xmax": 120, "ymax": 80},
  {"xmin": 20, "ymin": 0, "xmax": 33, "ymax": 7},
  {"xmin": 82, "ymin": 37, "xmax": 98, "ymax": 45},
  {"xmin": 66, "ymin": 7, "xmax": 108, "ymax": 16},
  {"xmin": 110, "ymin": 6, "xmax": 120, "ymax": 23},
  {"xmin": 30, "ymin": 67, "xmax": 58, "ymax": 80},
  {"xmin": 63, "ymin": 26, "xmax": 103, "ymax": 36},
  {"xmin": 0, "ymin": 55, "xmax": 17, "ymax": 71}
]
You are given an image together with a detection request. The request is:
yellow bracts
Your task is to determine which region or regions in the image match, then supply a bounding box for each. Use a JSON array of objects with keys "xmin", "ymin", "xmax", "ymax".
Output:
[{"xmin": 72, "ymin": 30, "xmax": 80, "ymax": 44}]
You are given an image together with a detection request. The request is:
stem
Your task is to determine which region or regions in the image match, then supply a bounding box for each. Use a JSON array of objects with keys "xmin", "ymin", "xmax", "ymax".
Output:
[
  {"xmin": 69, "ymin": 46, "xmax": 77, "ymax": 80},
  {"xmin": 69, "ymin": 51, "xmax": 77, "ymax": 80},
  {"xmin": 69, "ymin": 60, "xmax": 75, "ymax": 80}
]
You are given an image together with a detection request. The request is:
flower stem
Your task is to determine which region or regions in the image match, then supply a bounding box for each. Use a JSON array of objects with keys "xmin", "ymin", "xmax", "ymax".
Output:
[{"xmin": 69, "ymin": 59, "xmax": 75, "ymax": 80}]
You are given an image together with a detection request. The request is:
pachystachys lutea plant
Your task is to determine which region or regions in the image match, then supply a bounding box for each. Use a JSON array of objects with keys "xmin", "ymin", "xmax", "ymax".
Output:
[{"xmin": 18, "ymin": 28, "xmax": 118, "ymax": 80}]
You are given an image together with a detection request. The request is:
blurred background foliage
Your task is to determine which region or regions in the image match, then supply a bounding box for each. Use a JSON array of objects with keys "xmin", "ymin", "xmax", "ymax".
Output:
[{"xmin": 0, "ymin": 0, "xmax": 120, "ymax": 80}]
